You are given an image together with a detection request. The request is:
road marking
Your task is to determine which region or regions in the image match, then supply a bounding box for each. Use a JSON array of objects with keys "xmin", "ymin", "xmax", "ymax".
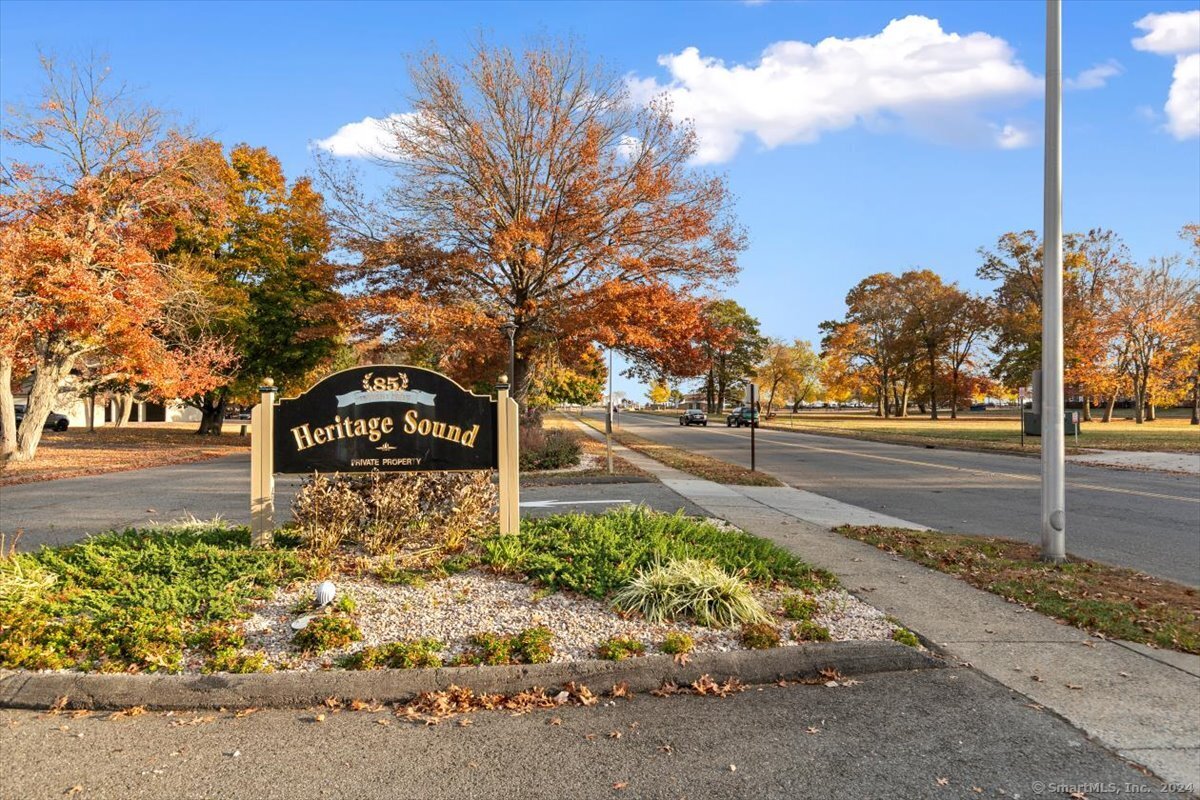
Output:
[
  {"xmin": 519, "ymin": 499, "xmax": 632, "ymax": 508},
  {"xmin": 622, "ymin": 413, "xmax": 1200, "ymax": 505}
]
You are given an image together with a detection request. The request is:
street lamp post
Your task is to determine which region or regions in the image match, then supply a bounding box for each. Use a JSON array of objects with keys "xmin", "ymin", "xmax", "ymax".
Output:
[
  {"xmin": 499, "ymin": 321, "xmax": 517, "ymax": 398},
  {"xmin": 1041, "ymin": 0, "xmax": 1066, "ymax": 563}
]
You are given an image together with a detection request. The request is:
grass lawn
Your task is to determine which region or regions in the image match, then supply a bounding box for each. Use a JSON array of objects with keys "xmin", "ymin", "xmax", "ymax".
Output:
[
  {"xmin": 640, "ymin": 409, "xmax": 1200, "ymax": 455},
  {"xmin": 0, "ymin": 422, "xmax": 251, "ymax": 486},
  {"xmin": 836, "ymin": 525, "xmax": 1200, "ymax": 654},
  {"xmin": 576, "ymin": 415, "xmax": 782, "ymax": 486}
]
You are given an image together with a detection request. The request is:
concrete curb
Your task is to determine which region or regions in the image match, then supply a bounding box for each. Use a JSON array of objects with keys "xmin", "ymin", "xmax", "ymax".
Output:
[{"xmin": 0, "ymin": 640, "xmax": 941, "ymax": 711}]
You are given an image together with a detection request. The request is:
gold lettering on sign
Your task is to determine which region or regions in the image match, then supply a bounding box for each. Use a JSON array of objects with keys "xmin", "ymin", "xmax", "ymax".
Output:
[{"xmin": 291, "ymin": 411, "xmax": 480, "ymax": 452}]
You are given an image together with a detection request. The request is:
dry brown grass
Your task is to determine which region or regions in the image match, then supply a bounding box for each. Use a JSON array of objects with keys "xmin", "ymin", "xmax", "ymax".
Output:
[
  {"xmin": 0, "ymin": 423, "xmax": 251, "ymax": 486},
  {"xmin": 838, "ymin": 525, "xmax": 1200, "ymax": 653}
]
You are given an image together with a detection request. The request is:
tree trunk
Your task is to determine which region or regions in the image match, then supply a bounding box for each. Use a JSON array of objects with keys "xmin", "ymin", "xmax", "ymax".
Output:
[
  {"xmin": 1133, "ymin": 377, "xmax": 1144, "ymax": 424},
  {"xmin": 1192, "ymin": 375, "xmax": 1199, "ymax": 425},
  {"xmin": 705, "ymin": 369, "xmax": 715, "ymax": 412},
  {"xmin": 0, "ymin": 356, "xmax": 16, "ymax": 461},
  {"xmin": 1102, "ymin": 394, "xmax": 1116, "ymax": 423},
  {"xmin": 1147, "ymin": 401, "xmax": 1156, "ymax": 422},
  {"xmin": 13, "ymin": 361, "xmax": 73, "ymax": 461},
  {"xmin": 949, "ymin": 367, "xmax": 959, "ymax": 420},
  {"xmin": 111, "ymin": 391, "xmax": 135, "ymax": 427},
  {"xmin": 1081, "ymin": 396, "xmax": 1092, "ymax": 422},
  {"xmin": 928, "ymin": 350, "xmax": 939, "ymax": 420},
  {"xmin": 196, "ymin": 390, "xmax": 228, "ymax": 435},
  {"xmin": 85, "ymin": 394, "xmax": 96, "ymax": 433}
]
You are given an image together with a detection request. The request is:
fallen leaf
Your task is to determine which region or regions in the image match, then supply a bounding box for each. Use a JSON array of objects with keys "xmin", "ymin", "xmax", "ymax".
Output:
[
  {"xmin": 805, "ymin": 726, "xmax": 821, "ymax": 735},
  {"xmin": 64, "ymin": 787, "xmax": 83, "ymax": 797},
  {"xmin": 612, "ymin": 782, "xmax": 628, "ymax": 791},
  {"xmin": 658, "ymin": 743, "xmax": 673, "ymax": 754},
  {"xmin": 936, "ymin": 777, "xmax": 949, "ymax": 786},
  {"xmin": 1030, "ymin": 675, "xmax": 1044, "ymax": 683},
  {"xmin": 48, "ymin": 696, "xmax": 70, "ymax": 715},
  {"xmin": 314, "ymin": 713, "xmax": 326, "ymax": 723},
  {"xmin": 610, "ymin": 682, "xmax": 630, "ymax": 699},
  {"xmin": 548, "ymin": 717, "xmax": 562, "ymax": 726},
  {"xmin": 376, "ymin": 718, "xmax": 390, "ymax": 726},
  {"xmin": 1066, "ymin": 683, "xmax": 1083, "ymax": 690},
  {"xmin": 234, "ymin": 707, "xmax": 258, "ymax": 718},
  {"xmin": 608, "ymin": 730, "xmax": 622, "ymax": 739},
  {"xmin": 729, "ymin": 764, "xmax": 737, "ymax": 772},
  {"xmin": 1118, "ymin": 671, "xmax": 1130, "ymax": 678},
  {"xmin": 972, "ymin": 788, "xmax": 983, "ymax": 794},
  {"xmin": 457, "ymin": 718, "xmax": 472, "ymax": 727}
]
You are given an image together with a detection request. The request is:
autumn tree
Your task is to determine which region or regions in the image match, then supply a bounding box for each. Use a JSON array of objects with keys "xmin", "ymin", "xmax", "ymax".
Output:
[
  {"xmin": 647, "ymin": 378, "xmax": 671, "ymax": 408},
  {"xmin": 1111, "ymin": 256, "xmax": 1197, "ymax": 423},
  {"xmin": 0, "ymin": 56, "xmax": 225, "ymax": 461},
  {"xmin": 693, "ymin": 300, "xmax": 765, "ymax": 411},
  {"xmin": 756, "ymin": 338, "xmax": 823, "ymax": 416},
  {"xmin": 166, "ymin": 144, "xmax": 345, "ymax": 434},
  {"xmin": 943, "ymin": 293, "xmax": 991, "ymax": 418},
  {"xmin": 820, "ymin": 273, "xmax": 919, "ymax": 417},
  {"xmin": 319, "ymin": 38, "xmax": 742, "ymax": 407},
  {"xmin": 977, "ymin": 229, "xmax": 1127, "ymax": 414}
]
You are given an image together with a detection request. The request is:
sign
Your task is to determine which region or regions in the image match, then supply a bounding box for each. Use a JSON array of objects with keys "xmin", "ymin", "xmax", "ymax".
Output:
[
  {"xmin": 249, "ymin": 365, "xmax": 520, "ymax": 546},
  {"xmin": 744, "ymin": 383, "xmax": 759, "ymax": 405},
  {"xmin": 272, "ymin": 367, "xmax": 497, "ymax": 474}
]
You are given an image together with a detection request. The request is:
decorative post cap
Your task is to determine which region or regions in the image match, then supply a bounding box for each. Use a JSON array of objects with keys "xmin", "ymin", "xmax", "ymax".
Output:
[
  {"xmin": 259, "ymin": 377, "xmax": 277, "ymax": 393},
  {"xmin": 497, "ymin": 374, "xmax": 509, "ymax": 387}
]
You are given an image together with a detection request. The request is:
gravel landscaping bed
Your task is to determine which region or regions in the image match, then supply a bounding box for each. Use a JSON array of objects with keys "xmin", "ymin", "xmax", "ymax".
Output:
[{"xmin": 229, "ymin": 570, "xmax": 899, "ymax": 673}]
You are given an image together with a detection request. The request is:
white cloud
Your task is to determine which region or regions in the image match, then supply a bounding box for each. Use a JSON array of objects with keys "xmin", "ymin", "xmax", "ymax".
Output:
[
  {"xmin": 312, "ymin": 113, "xmax": 418, "ymax": 159},
  {"xmin": 1165, "ymin": 52, "xmax": 1200, "ymax": 139},
  {"xmin": 627, "ymin": 15, "xmax": 1041, "ymax": 163},
  {"xmin": 1132, "ymin": 10, "xmax": 1200, "ymax": 55},
  {"xmin": 995, "ymin": 123, "xmax": 1032, "ymax": 149},
  {"xmin": 1065, "ymin": 60, "xmax": 1122, "ymax": 90},
  {"xmin": 1132, "ymin": 10, "xmax": 1200, "ymax": 140}
]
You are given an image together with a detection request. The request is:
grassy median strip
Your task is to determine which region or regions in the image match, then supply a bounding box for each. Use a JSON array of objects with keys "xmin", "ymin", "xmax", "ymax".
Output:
[
  {"xmin": 638, "ymin": 409, "xmax": 1199, "ymax": 456},
  {"xmin": 836, "ymin": 525, "xmax": 1200, "ymax": 654},
  {"xmin": 576, "ymin": 416, "xmax": 781, "ymax": 487}
]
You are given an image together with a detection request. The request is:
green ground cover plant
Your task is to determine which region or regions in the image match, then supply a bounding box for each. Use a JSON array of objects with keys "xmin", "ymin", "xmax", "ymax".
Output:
[
  {"xmin": 792, "ymin": 621, "xmax": 831, "ymax": 642},
  {"xmin": 456, "ymin": 626, "xmax": 555, "ymax": 665},
  {"xmin": 837, "ymin": 525, "xmax": 1200, "ymax": 654},
  {"xmin": 740, "ymin": 622, "xmax": 781, "ymax": 649},
  {"xmin": 780, "ymin": 593, "xmax": 819, "ymax": 620},
  {"xmin": 481, "ymin": 506, "xmax": 835, "ymax": 600},
  {"xmin": 292, "ymin": 615, "xmax": 363, "ymax": 654},
  {"xmin": 660, "ymin": 632, "xmax": 694, "ymax": 655},
  {"xmin": 0, "ymin": 523, "xmax": 306, "ymax": 673},
  {"xmin": 340, "ymin": 638, "xmax": 445, "ymax": 669},
  {"xmin": 595, "ymin": 635, "xmax": 646, "ymax": 660},
  {"xmin": 892, "ymin": 627, "xmax": 920, "ymax": 647}
]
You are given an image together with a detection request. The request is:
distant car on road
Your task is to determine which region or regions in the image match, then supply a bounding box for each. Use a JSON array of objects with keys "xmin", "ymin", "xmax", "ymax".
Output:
[
  {"xmin": 13, "ymin": 404, "xmax": 69, "ymax": 432},
  {"xmin": 679, "ymin": 408, "xmax": 708, "ymax": 426},
  {"xmin": 726, "ymin": 406, "xmax": 759, "ymax": 428}
]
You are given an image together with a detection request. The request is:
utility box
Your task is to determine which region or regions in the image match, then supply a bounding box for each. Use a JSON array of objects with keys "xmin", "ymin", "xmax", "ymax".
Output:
[{"xmin": 1023, "ymin": 410, "xmax": 1080, "ymax": 437}]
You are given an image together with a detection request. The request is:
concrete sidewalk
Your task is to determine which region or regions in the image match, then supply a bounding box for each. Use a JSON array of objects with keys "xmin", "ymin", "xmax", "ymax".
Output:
[{"xmin": 572, "ymin": 420, "xmax": 1200, "ymax": 788}]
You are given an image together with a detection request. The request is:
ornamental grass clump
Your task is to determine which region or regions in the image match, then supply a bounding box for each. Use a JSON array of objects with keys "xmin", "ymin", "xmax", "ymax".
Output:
[{"xmin": 610, "ymin": 558, "xmax": 770, "ymax": 628}]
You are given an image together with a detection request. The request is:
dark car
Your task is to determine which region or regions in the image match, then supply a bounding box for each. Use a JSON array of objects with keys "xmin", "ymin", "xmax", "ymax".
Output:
[
  {"xmin": 13, "ymin": 404, "xmax": 69, "ymax": 431},
  {"xmin": 679, "ymin": 408, "xmax": 708, "ymax": 426},
  {"xmin": 726, "ymin": 406, "xmax": 759, "ymax": 428}
]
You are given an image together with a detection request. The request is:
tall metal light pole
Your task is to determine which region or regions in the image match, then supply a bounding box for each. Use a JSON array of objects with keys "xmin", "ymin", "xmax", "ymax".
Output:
[
  {"xmin": 1041, "ymin": 0, "xmax": 1066, "ymax": 563},
  {"xmin": 499, "ymin": 321, "xmax": 517, "ymax": 398}
]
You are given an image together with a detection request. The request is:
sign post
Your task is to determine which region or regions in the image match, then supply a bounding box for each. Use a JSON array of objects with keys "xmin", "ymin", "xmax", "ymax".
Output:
[
  {"xmin": 249, "ymin": 365, "xmax": 518, "ymax": 546},
  {"xmin": 250, "ymin": 378, "xmax": 277, "ymax": 547},
  {"xmin": 745, "ymin": 382, "xmax": 758, "ymax": 472},
  {"xmin": 1018, "ymin": 386, "xmax": 1027, "ymax": 448}
]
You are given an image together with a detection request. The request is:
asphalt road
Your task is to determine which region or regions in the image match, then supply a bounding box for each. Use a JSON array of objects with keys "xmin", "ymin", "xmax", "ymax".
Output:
[
  {"xmin": 1, "ymin": 667, "xmax": 1185, "ymax": 800},
  {"xmin": 0, "ymin": 456, "xmax": 700, "ymax": 550},
  {"xmin": 595, "ymin": 411, "xmax": 1200, "ymax": 586}
]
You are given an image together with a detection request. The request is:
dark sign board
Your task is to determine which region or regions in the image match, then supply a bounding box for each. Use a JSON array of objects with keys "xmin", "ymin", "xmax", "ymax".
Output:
[{"xmin": 272, "ymin": 366, "xmax": 497, "ymax": 474}]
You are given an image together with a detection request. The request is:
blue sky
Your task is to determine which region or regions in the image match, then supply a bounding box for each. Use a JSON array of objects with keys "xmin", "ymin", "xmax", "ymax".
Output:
[{"xmin": 3, "ymin": 0, "xmax": 1198, "ymax": 401}]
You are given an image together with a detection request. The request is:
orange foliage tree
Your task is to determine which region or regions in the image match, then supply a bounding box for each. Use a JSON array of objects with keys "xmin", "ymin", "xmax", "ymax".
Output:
[
  {"xmin": 319, "ymin": 38, "xmax": 742, "ymax": 405},
  {"xmin": 0, "ymin": 57, "xmax": 226, "ymax": 461}
]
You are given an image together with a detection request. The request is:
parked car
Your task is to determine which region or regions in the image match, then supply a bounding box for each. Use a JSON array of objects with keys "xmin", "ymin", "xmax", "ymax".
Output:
[
  {"xmin": 13, "ymin": 404, "xmax": 69, "ymax": 431},
  {"xmin": 679, "ymin": 408, "xmax": 708, "ymax": 426},
  {"xmin": 726, "ymin": 406, "xmax": 759, "ymax": 428}
]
